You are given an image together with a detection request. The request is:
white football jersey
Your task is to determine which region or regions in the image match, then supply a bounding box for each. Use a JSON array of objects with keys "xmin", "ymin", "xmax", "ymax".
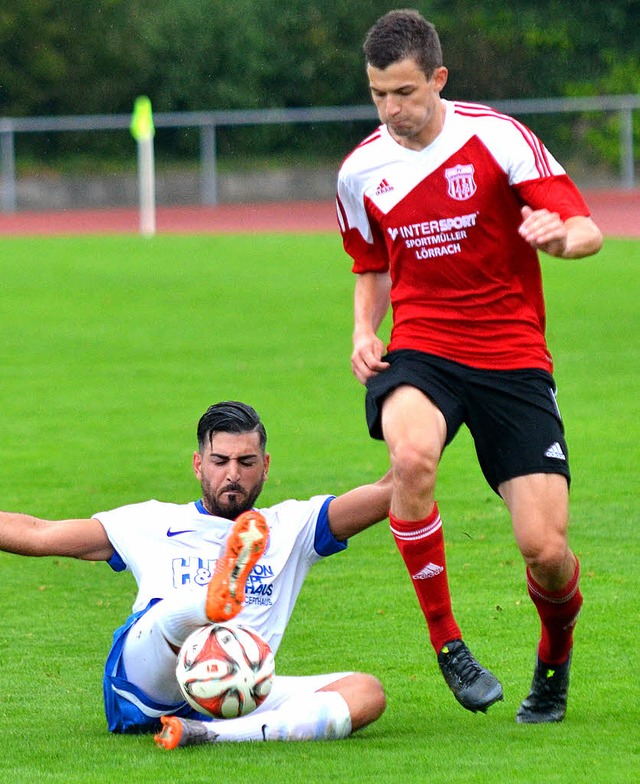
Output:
[{"xmin": 94, "ymin": 496, "xmax": 342, "ymax": 655}]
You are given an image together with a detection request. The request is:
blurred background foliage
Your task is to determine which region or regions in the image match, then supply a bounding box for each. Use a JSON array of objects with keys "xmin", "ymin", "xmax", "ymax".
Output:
[{"xmin": 0, "ymin": 0, "xmax": 638, "ymax": 171}]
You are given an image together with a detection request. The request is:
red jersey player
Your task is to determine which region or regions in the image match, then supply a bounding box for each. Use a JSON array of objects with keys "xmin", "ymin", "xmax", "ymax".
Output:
[{"xmin": 337, "ymin": 10, "xmax": 602, "ymax": 723}]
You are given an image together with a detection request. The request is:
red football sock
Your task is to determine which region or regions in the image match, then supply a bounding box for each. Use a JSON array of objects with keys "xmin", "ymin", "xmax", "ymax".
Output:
[
  {"xmin": 390, "ymin": 504, "xmax": 461, "ymax": 653},
  {"xmin": 526, "ymin": 560, "xmax": 582, "ymax": 665}
]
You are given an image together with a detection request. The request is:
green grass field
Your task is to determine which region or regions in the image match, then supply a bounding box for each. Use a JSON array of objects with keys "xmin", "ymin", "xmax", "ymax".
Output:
[{"xmin": 0, "ymin": 232, "xmax": 637, "ymax": 783}]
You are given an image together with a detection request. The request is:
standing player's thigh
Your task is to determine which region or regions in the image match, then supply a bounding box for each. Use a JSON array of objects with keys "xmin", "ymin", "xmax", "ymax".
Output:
[
  {"xmin": 500, "ymin": 473, "xmax": 570, "ymax": 570},
  {"xmin": 381, "ymin": 385, "xmax": 448, "ymax": 458},
  {"xmin": 466, "ymin": 369, "xmax": 570, "ymax": 492}
]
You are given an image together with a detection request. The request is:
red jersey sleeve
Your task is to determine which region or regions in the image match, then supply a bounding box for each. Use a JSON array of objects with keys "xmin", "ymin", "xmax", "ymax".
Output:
[{"xmin": 515, "ymin": 174, "xmax": 591, "ymax": 220}]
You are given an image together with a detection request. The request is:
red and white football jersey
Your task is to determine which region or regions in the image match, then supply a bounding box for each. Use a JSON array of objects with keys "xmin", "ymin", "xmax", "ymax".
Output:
[{"xmin": 336, "ymin": 99, "xmax": 591, "ymax": 372}]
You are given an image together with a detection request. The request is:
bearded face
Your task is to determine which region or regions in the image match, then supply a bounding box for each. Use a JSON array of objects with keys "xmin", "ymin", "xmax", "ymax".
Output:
[{"xmin": 193, "ymin": 431, "xmax": 270, "ymax": 519}]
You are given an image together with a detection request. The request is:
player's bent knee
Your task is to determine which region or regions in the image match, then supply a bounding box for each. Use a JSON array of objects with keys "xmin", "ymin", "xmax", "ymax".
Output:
[
  {"xmin": 363, "ymin": 675, "xmax": 387, "ymax": 725},
  {"xmin": 520, "ymin": 536, "xmax": 569, "ymax": 577},
  {"xmin": 327, "ymin": 672, "xmax": 386, "ymax": 731},
  {"xmin": 390, "ymin": 443, "xmax": 438, "ymax": 489}
]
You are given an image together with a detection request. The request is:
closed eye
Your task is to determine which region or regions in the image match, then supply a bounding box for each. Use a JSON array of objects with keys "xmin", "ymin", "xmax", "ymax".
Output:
[{"xmin": 210, "ymin": 455, "xmax": 258, "ymax": 467}]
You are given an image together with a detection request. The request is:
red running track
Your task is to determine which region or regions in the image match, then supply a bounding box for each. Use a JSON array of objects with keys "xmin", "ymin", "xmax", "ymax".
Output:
[{"xmin": 0, "ymin": 190, "xmax": 637, "ymax": 237}]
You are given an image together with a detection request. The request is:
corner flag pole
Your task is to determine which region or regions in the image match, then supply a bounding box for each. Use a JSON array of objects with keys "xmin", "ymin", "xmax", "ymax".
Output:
[{"xmin": 130, "ymin": 96, "xmax": 156, "ymax": 237}]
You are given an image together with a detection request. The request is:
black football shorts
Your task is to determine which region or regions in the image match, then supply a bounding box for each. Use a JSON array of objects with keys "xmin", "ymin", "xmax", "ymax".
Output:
[{"xmin": 365, "ymin": 349, "xmax": 571, "ymax": 492}]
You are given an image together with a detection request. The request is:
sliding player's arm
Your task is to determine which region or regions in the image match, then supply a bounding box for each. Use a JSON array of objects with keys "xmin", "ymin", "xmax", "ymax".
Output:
[{"xmin": 0, "ymin": 512, "xmax": 114, "ymax": 561}]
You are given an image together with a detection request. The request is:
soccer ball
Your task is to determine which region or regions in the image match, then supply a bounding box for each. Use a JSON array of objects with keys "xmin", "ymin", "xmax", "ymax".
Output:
[{"xmin": 176, "ymin": 623, "xmax": 275, "ymax": 719}]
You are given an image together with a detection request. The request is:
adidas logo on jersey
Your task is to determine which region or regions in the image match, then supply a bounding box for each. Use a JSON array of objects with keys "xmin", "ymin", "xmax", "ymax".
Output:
[
  {"xmin": 544, "ymin": 441, "xmax": 566, "ymax": 460},
  {"xmin": 375, "ymin": 178, "xmax": 394, "ymax": 195},
  {"xmin": 412, "ymin": 561, "xmax": 444, "ymax": 580}
]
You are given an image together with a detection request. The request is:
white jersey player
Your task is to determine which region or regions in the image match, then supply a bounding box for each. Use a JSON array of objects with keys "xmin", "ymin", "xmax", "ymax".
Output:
[{"xmin": 0, "ymin": 401, "xmax": 391, "ymax": 748}]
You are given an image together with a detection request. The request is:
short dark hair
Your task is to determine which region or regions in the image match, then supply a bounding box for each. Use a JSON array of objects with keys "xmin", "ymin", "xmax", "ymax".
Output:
[
  {"xmin": 197, "ymin": 401, "xmax": 267, "ymax": 451},
  {"xmin": 364, "ymin": 9, "xmax": 443, "ymax": 77}
]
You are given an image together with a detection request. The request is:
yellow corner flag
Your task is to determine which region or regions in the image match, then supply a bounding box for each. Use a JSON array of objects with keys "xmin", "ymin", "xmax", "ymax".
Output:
[{"xmin": 130, "ymin": 96, "xmax": 155, "ymax": 141}]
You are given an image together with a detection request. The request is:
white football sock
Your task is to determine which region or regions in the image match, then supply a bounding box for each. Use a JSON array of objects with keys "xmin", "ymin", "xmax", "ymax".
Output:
[
  {"xmin": 152, "ymin": 590, "xmax": 209, "ymax": 648},
  {"xmin": 195, "ymin": 691, "xmax": 352, "ymax": 742}
]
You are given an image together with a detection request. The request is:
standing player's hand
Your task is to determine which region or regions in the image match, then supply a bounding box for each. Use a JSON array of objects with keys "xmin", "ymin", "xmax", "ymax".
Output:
[
  {"xmin": 351, "ymin": 333, "xmax": 390, "ymax": 384},
  {"xmin": 518, "ymin": 206, "xmax": 568, "ymax": 257}
]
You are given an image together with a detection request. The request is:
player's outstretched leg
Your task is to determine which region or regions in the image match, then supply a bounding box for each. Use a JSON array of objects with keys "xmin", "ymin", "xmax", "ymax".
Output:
[
  {"xmin": 155, "ymin": 689, "xmax": 354, "ymax": 749},
  {"xmin": 516, "ymin": 652, "xmax": 571, "ymax": 723},
  {"xmin": 206, "ymin": 510, "xmax": 269, "ymax": 622},
  {"xmin": 438, "ymin": 640, "xmax": 504, "ymax": 713}
]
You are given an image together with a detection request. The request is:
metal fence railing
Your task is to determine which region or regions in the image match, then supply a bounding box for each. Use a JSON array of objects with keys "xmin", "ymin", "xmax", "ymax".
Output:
[{"xmin": 1, "ymin": 94, "xmax": 638, "ymax": 212}]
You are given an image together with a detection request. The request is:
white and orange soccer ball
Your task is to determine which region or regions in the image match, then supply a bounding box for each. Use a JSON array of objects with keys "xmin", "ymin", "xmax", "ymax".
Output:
[{"xmin": 176, "ymin": 623, "xmax": 275, "ymax": 719}]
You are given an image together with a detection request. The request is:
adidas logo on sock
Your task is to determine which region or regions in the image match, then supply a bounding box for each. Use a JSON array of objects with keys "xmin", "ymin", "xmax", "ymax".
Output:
[
  {"xmin": 412, "ymin": 562, "xmax": 444, "ymax": 580},
  {"xmin": 375, "ymin": 178, "xmax": 394, "ymax": 195},
  {"xmin": 544, "ymin": 441, "xmax": 566, "ymax": 460}
]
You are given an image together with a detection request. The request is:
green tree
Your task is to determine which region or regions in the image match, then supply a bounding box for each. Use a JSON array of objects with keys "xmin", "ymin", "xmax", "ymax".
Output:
[
  {"xmin": 0, "ymin": 0, "xmax": 637, "ymax": 168},
  {"xmin": 0, "ymin": 0, "xmax": 70, "ymax": 115},
  {"xmin": 428, "ymin": 0, "xmax": 640, "ymax": 100}
]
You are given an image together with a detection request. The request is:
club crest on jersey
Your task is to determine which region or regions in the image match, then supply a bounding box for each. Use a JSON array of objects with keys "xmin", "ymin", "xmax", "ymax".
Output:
[{"xmin": 444, "ymin": 163, "xmax": 477, "ymax": 201}]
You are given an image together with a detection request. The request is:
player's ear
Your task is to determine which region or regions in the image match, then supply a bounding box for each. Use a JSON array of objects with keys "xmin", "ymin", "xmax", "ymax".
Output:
[
  {"xmin": 433, "ymin": 66, "xmax": 448, "ymax": 92},
  {"xmin": 263, "ymin": 452, "xmax": 271, "ymax": 481},
  {"xmin": 193, "ymin": 450, "xmax": 203, "ymax": 479}
]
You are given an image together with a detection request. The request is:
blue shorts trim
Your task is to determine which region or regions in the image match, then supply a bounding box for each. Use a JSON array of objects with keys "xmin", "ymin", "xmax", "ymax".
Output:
[{"xmin": 103, "ymin": 599, "xmax": 208, "ymax": 734}]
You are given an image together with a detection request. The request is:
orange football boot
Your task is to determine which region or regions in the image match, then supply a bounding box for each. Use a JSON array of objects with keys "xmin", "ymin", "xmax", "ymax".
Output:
[
  {"xmin": 205, "ymin": 510, "xmax": 269, "ymax": 622},
  {"xmin": 155, "ymin": 716, "xmax": 214, "ymax": 749}
]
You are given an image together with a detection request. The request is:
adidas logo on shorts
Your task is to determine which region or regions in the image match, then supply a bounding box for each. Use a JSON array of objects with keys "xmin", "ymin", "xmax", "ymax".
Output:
[{"xmin": 544, "ymin": 441, "xmax": 566, "ymax": 460}]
